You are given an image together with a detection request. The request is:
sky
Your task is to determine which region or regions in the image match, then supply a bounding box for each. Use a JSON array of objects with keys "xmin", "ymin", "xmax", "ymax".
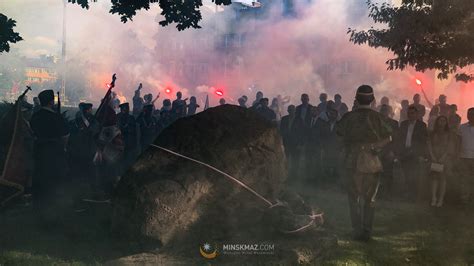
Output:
[{"xmin": 1, "ymin": 0, "xmax": 472, "ymax": 118}]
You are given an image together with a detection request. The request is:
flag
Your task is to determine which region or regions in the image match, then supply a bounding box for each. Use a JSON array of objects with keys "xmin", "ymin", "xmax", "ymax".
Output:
[
  {"xmin": 204, "ymin": 94, "xmax": 209, "ymax": 110},
  {"xmin": 0, "ymin": 96, "xmax": 32, "ymax": 206}
]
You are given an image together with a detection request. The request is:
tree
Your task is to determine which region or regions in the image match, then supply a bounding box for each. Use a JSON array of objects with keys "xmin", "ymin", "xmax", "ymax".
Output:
[
  {"xmin": 0, "ymin": 0, "xmax": 232, "ymax": 53},
  {"xmin": 0, "ymin": 14, "xmax": 22, "ymax": 53},
  {"xmin": 348, "ymin": 0, "xmax": 474, "ymax": 82}
]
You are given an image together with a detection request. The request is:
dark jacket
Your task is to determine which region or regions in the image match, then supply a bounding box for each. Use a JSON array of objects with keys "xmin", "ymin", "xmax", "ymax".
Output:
[
  {"xmin": 294, "ymin": 104, "xmax": 314, "ymax": 145},
  {"xmin": 280, "ymin": 114, "xmax": 298, "ymax": 154},
  {"xmin": 396, "ymin": 119, "xmax": 428, "ymax": 158}
]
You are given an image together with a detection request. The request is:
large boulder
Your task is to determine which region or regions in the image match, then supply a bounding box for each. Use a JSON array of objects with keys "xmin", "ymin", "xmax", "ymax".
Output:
[{"xmin": 111, "ymin": 105, "xmax": 287, "ymax": 246}]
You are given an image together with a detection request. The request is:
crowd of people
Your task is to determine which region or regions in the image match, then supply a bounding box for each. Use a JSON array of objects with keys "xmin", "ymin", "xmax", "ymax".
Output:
[{"xmin": 23, "ymin": 83, "xmax": 473, "ymax": 240}]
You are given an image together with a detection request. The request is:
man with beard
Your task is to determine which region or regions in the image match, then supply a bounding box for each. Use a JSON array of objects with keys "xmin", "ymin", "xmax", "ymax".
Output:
[
  {"xmin": 30, "ymin": 90, "xmax": 70, "ymax": 220},
  {"xmin": 336, "ymin": 85, "xmax": 392, "ymax": 242},
  {"xmin": 117, "ymin": 103, "xmax": 138, "ymax": 170}
]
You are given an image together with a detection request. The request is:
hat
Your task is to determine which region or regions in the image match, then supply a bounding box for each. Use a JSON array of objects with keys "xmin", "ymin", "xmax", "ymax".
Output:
[
  {"xmin": 356, "ymin": 85, "xmax": 375, "ymax": 105},
  {"xmin": 79, "ymin": 102, "xmax": 93, "ymax": 111},
  {"xmin": 119, "ymin": 102, "xmax": 130, "ymax": 110},
  {"xmin": 38, "ymin": 90, "xmax": 54, "ymax": 106},
  {"xmin": 356, "ymin": 85, "xmax": 374, "ymax": 96}
]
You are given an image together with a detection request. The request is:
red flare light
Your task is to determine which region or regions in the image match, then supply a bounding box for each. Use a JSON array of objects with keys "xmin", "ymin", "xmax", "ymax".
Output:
[
  {"xmin": 106, "ymin": 83, "xmax": 111, "ymax": 89},
  {"xmin": 165, "ymin": 87, "xmax": 172, "ymax": 94},
  {"xmin": 215, "ymin": 89, "xmax": 224, "ymax": 96},
  {"xmin": 416, "ymin": 79, "xmax": 422, "ymax": 86}
]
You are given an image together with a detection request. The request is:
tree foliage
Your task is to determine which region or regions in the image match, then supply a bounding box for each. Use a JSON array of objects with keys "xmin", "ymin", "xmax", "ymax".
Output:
[
  {"xmin": 348, "ymin": 0, "xmax": 474, "ymax": 82},
  {"xmin": 0, "ymin": 0, "xmax": 233, "ymax": 53},
  {"xmin": 68, "ymin": 0, "xmax": 231, "ymax": 29},
  {"xmin": 0, "ymin": 14, "xmax": 23, "ymax": 53}
]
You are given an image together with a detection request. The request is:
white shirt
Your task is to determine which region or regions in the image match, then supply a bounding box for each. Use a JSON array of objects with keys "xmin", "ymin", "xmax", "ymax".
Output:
[
  {"xmin": 459, "ymin": 123, "xmax": 474, "ymax": 158},
  {"xmin": 405, "ymin": 121, "xmax": 416, "ymax": 148}
]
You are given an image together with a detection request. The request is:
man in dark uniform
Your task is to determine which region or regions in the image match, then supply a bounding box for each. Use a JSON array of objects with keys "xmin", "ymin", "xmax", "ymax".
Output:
[
  {"xmin": 117, "ymin": 103, "xmax": 137, "ymax": 171},
  {"xmin": 30, "ymin": 90, "xmax": 70, "ymax": 217},
  {"xmin": 68, "ymin": 102, "xmax": 98, "ymax": 180},
  {"xmin": 336, "ymin": 85, "xmax": 392, "ymax": 241}
]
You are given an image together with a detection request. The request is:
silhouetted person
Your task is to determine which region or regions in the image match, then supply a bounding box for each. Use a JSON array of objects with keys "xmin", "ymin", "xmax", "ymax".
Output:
[
  {"xmin": 317, "ymin": 93, "xmax": 328, "ymax": 113},
  {"xmin": 378, "ymin": 96, "xmax": 394, "ymax": 118},
  {"xmin": 117, "ymin": 103, "xmax": 138, "ymax": 170},
  {"xmin": 187, "ymin": 96, "xmax": 200, "ymax": 115},
  {"xmin": 306, "ymin": 106, "xmax": 322, "ymax": 183},
  {"xmin": 336, "ymin": 85, "xmax": 392, "ymax": 242},
  {"xmin": 280, "ymin": 105, "xmax": 298, "ymax": 178},
  {"xmin": 434, "ymin": 94, "xmax": 450, "ymax": 117},
  {"xmin": 396, "ymin": 106, "xmax": 428, "ymax": 201},
  {"xmin": 159, "ymin": 99, "xmax": 174, "ymax": 131},
  {"xmin": 379, "ymin": 104, "xmax": 399, "ymax": 199},
  {"xmin": 295, "ymin": 93, "xmax": 313, "ymax": 129},
  {"xmin": 138, "ymin": 104, "xmax": 158, "ymax": 151},
  {"xmin": 411, "ymin": 93, "xmax": 426, "ymax": 121},
  {"xmin": 270, "ymin": 98, "xmax": 282, "ymax": 122},
  {"xmin": 133, "ymin": 85, "xmax": 144, "ymax": 116},
  {"xmin": 459, "ymin": 108, "xmax": 474, "ymax": 204},
  {"xmin": 448, "ymin": 104, "xmax": 461, "ymax": 132},
  {"xmin": 68, "ymin": 102, "xmax": 97, "ymax": 180},
  {"xmin": 334, "ymin": 94, "xmax": 348, "ymax": 119},
  {"xmin": 256, "ymin": 98, "xmax": 276, "ymax": 121},
  {"xmin": 172, "ymin": 91, "xmax": 187, "ymax": 118},
  {"xmin": 399, "ymin": 99, "xmax": 409, "ymax": 123},
  {"xmin": 30, "ymin": 90, "xmax": 70, "ymax": 219},
  {"xmin": 238, "ymin": 97, "xmax": 247, "ymax": 108},
  {"xmin": 252, "ymin": 91, "xmax": 263, "ymax": 108},
  {"xmin": 314, "ymin": 105, "xmax": 341, "ymax": 186},
  {"xmin": 219, "ymin": 98, "xmax": 226, "ymax": 105}
]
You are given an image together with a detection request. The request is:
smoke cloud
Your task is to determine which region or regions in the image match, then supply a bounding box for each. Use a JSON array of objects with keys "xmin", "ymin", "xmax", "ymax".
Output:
[{"xmin": 1, "ymin": 0, "xmax": 472, "ymax": 118}]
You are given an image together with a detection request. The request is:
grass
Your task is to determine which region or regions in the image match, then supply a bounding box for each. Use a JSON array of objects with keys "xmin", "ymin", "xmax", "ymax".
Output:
[
  {"xmin": 1, "ymin": 183, "xmax": 473, "ymax": 265},
  {"xmin": 300, "ymin": 187, "xmax": 474, "ymax": 266}
]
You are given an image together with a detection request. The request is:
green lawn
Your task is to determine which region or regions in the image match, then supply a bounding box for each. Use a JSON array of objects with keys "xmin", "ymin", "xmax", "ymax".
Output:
[
  {"xmin": 303, "ymin": 187, "xmax": 474, "ymax": 266},
  {"xmin": 1, "ymin": 186, "xmax": 473, "ymax": 265}
]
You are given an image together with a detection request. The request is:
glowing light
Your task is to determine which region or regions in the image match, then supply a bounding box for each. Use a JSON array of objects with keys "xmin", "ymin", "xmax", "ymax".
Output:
[
  {"xmin": 416, "ymin": 79, "xmax": 422, "ymax": 86},
  {"xmin": 106, "ymin": 83, "xmax": 111, "ymax": 89},
  {"xmin": 165, "ymin": 87, "xmax": 172, "ymax": 94},
  {"xmin": 215, "ymin": 89, "xmax": 224, "ymax": 96}
]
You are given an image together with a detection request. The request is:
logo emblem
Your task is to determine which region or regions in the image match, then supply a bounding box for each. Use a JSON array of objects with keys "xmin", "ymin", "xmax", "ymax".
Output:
[{"xmin": 199, "ymin": 243, "xmax": 218, "ymax": 259}]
